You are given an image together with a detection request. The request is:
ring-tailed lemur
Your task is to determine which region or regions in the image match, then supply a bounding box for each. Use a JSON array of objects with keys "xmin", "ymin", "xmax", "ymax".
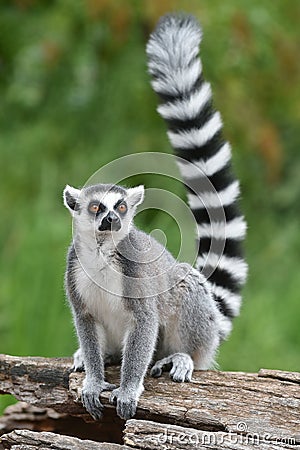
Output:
[{"xmin": 63, "ymin": 14, "xmax": 247, "ymax": 421}]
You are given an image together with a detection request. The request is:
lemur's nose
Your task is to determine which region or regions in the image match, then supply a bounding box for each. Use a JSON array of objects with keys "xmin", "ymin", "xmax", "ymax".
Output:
[
  {"xmin": 106, "ymin": 211, "xmax": 119, "ymax": 223},
  {"xmin": 98, "ymin": 211, "xmax": 121, "ymax": 232}
]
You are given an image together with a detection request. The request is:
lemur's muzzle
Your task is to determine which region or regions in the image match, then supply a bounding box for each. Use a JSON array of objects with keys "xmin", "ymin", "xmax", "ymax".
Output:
[{"xmin": 98, "ymin": 211, "xmax": 121, "ymax": 232}]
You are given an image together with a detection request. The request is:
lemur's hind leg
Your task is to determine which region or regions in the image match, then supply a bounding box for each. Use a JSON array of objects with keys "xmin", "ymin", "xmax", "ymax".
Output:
[
  {"xmin": 150, "ymin": 353, "xmax": 194, "ymax": 382},
  {"xmin": 151, "ymin": 270, "xmax": 220, "ymax": 382},
  {"xmin": 72, "ymin": 347, "xmax": 121, "ymax": 372}
]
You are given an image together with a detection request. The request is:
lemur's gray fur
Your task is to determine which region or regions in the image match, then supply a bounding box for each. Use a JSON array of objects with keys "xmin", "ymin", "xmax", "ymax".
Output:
[{"xmin": 63, "ymin": 14, "xmax": 247, "ymax": 421}]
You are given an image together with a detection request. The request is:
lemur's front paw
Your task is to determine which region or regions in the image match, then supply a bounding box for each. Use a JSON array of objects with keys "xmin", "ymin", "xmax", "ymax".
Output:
[
  {"xmin": 82, "ymin": 386, "xmax": 103, "ymax": 420},
  {"xmin": 81, "ymin": 380, "xmax": 116, "ymax": 420},
  {"xmin": 109, "ymin": 387, "xmax": 138, "ymax": 420}
]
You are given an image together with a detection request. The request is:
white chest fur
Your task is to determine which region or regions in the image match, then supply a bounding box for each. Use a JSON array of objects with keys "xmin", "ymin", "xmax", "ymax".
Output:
[{"xmin": 74, "ymin": 244, "xmax": 133, "ymax": 354}]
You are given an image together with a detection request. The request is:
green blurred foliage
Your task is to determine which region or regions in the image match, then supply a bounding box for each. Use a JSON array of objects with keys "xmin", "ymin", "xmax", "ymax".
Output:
[{"xmin": 0, "ymin": 0, "xmax": 299, "ymax": 412}]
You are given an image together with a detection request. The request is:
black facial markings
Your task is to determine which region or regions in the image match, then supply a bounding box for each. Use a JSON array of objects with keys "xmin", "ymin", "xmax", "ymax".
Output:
[
  {"xmin": 98, "ymin": 202, "xmax": 106, "ymax": 213},
  {"xmin": 114, "ymin": 198, "xmax": 127, "ymax": 214},
  {"xmin": 87, "ymin": 201, "xmax": 106, "ymax": 215},
  {"xmin": 114, "ymin": 198, "xmax": 124, "ymax": 208}
]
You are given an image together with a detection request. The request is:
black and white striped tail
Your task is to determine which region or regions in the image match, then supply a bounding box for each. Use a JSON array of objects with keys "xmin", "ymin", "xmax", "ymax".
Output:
[{"xmin": 147, "ymin": 14, "xmax": 248, "ymax": 338}]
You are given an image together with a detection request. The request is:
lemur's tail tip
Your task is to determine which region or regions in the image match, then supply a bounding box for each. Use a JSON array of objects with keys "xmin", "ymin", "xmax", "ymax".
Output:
[
  {"xmin": 154, "ymin": 12, "xmax": 201, "ymax": 31},
  {"xmin": 147, "ymin": 13, "xmax": 202, "ymax": 51}
]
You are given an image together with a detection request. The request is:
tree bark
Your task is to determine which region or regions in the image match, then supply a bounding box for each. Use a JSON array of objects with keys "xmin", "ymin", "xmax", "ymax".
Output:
[
  {"xmin": 0, "ymin": 354, "xmax": 299, "ymax": 449},
  {"xmin": 124, "ymin": 419, "xmax": 299, "ymax": 449},
  {"xmin": 0, "ymin": 429, "xmax": 130, "ymax": 449}
]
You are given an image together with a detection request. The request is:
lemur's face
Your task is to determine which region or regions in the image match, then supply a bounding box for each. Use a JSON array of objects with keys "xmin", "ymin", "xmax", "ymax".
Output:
[{"xmin": 63, "ymin": 183, "xmax": 144, "ymax": 239}]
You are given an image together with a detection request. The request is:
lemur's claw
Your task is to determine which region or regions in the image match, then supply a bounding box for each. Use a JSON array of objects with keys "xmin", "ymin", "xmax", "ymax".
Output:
[
  {"xmin": 81, "ymin": 381, "xmax": 116, "ymax": 420},
  {"xmin": 81, "ymin": 389, "xmax": 104, "ymax": 421},
  {"xmin": 150, "ymin": 365, "xmax": 162, "ymax": 378},
  {"xmin": 110, "ymin": 388, "xmax": 137, "ymax": 420},
  {"xmin": 71, "ymin": 363, "xmax": 84, "ymax": 372}
]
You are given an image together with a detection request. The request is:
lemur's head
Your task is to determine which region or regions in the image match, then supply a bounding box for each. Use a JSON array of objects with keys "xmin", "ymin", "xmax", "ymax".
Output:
[{"xmin": 63, "ymin": 183, "xmax": 144, "ymax": 241}]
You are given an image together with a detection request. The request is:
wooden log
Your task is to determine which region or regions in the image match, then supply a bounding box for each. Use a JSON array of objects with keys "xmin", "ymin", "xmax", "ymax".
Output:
[
  {"xmin": 0, "ymin": 401, "xmax": 123, "ymax": 444},
  {"xmin": 0, "ymin": 354, "xmax": 299, "ymax": 448},
  {"xmin": 0, "ymin": 429, "xmax": 131, "ymax": 450},
  {"xmin": 124, "ymin": 419, "xmax": 299, "ymax": 450},
  {"xmin": 0, "ymin": 402, "xmax": 66, "ymax": 434},
  {"xmin": 0, "ymin": 355, "xmax": 78, "ymax": 415},
  {"xmin": 0, "ymin": 355, "xmax": 124, "ymax": 443},
  {"xmin": 1, "ymin": 420, "xmax": 299, "ymax": 450}
]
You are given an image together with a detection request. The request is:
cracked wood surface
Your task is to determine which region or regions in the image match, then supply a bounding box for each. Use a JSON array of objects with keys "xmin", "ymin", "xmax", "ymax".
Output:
[
  {"xmin": 124, "ymin": 419, "xmax": 300, "ymax": 450},
  {"xmin": 0, "ymin": 354, "xmax": 299, "ymax": 447},
  {"xmin": 0, "ymin": 402, "xmax": 124, "ymax": 445},
  {"xmin": 0, "ymin": 429, "xmax": 130, "ymax": 450},
  {"xmin": 1, "ymin": 421, "xmax": 299, "ymax": 450}
]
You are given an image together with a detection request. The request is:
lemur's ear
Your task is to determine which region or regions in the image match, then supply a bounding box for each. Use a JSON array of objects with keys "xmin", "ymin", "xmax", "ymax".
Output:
[
  {"xmin": 127, "ymin": 185, "xmax": 145, "ymax": 207},
  {"xmin": 63, "ymin": 185, "xmax": 81, "ymax": 213}
]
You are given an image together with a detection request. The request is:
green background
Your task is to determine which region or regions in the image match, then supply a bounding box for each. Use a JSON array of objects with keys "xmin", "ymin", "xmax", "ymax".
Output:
[{"xmin": 0, "ymin": 0, "xmax": 299, "ymax": 412}]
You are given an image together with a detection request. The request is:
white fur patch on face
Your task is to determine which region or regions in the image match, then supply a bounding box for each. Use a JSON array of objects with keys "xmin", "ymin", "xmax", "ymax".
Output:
[{"xmin": 92, "ymin": 191, "xmax": 124, "ymax": 212}]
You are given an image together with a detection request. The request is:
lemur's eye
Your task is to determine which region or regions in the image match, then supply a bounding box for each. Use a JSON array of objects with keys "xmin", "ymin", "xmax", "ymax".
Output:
[
  {"xmin": 117, "ymin": 203, "xmax": 127, "ymax": 214},
  {"xmin": 88, "ymin": 203, "xmax": 99, "ymax": 213},
  {"xmin": 88, "ymin": 202, "xmax": 105, "ymax": 214}
]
